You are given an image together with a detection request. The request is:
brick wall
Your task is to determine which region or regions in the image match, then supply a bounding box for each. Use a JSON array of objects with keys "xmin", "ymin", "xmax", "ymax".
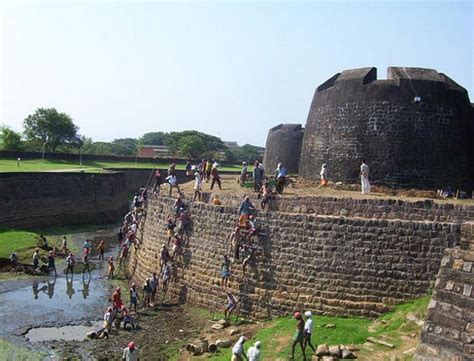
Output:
[
  {"xmin": 0, "ymin": 172, "xmax": 129, "ymax": 228},
  {"xmin": 128, "ymin": 195, "xmax": 470, "ymax": 319},
  {"xmin": 414, "ymin": 222, "xmax": 474, "ymax": 361}
]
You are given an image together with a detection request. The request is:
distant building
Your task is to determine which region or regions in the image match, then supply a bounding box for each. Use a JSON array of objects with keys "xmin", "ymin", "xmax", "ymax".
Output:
[{"xmin": 137, "ymin": 145, "xmax": 172, "ymax": 158}]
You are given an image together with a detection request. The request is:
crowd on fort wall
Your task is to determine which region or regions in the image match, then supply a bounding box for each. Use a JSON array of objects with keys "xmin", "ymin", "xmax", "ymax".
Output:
[
  {"xmin": 128, "ymin": 194, "xmax": 472, "ymax": 319},
  {"xmin": 0, "ymin": 172, "xmax": 129, "ymax": 228}
]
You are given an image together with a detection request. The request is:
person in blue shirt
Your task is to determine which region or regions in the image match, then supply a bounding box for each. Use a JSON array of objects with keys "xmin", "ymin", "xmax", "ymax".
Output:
[{"xmin": 275, "ymin": 163, "xmax": 287, "ymax": 194}]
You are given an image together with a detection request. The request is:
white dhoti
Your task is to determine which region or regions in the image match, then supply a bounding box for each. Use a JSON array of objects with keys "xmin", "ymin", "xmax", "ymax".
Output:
[{"xmin": 361, "ymin": 176, "xmax": 371, "ymax": 194}]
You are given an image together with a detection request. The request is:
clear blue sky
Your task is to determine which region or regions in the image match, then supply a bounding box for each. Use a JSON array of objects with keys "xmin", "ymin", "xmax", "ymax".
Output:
[{"xmin": 1, "ymin": 1, "xmax": 472, "ymax": 146}]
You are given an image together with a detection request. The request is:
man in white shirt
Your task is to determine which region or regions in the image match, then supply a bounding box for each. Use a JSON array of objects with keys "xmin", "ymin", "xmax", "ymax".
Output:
[
  {"xmin": 247, "ymin": 341, "xmax": 261, "ymax": 361},
  {"xmin": 360, "ymin": 159, "xmax": 371, "ymax": 194},
  {"xmin": 193, "ymin": 172, "xmax": 202, "ymax": 201},
  {"xmin": 165, "ymin": 174, "xmax": 180, "ymax": 197},
  {"xmin": 122, "ymin": 341, "xmax": 139, "ymax": 361},
  {"xmin": 304, "ymin": 311, "xmax": 316, "ymax": 353},
  {"xmin": 232, "ymin": 336, "xmax": 248, "ymax": 361}
]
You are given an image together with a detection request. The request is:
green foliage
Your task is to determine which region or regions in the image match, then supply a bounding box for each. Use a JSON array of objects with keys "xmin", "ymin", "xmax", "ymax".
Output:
[
  {"xmin": 0, "ymin": 338, "xmax": 44, "ymax": 360},
  {"xmin": 140, "ymin": 132, "xmax": 169, "ymax": 146},
  {"xmin": 165, "ymin": 131, "xmax": 226, "ymax": 158},
  {"xmin": 0, "ymin": 126, "xmax": 22, "ymax": 151},
  {"xmin": 23, "ymin": 108, "xmax": 80, "ymax": 152},
  {"xmin": 0, "ymin": 227, "xmax": 38, "ymax": 260},
  {"xmin": 231, "ymin": 143, "xmax": 264, "ymax": 163},
  {"xmin": 112, "ymin": 138, "xmax": 138, "ymax": 156}
]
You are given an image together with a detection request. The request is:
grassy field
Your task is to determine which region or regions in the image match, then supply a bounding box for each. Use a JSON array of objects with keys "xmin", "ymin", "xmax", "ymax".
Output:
[
  {"xmin": 196, "ymin": 295, "xmax": 430, "ymax": 361},
  {"xmin": 0, "ymin": 158, "xmax": 241, "ymax": 173},
  {"xmin": 0, "ymin": 224, "xmax": 107, "ymax": 263}
]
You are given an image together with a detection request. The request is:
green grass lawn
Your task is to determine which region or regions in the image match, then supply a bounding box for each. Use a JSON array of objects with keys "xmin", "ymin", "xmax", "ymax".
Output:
[
  {"xmin": 0, "ymin": 224, "xmax": 104, "ymax": 264},
  {"xmin": 201, "ymin": 295, "xmax": 430, "ymax": 361},
  {"xmin": 0, "ymin": 158, "xmax": 241, "ymax": 173},
  {"xmin": 0, "ymin": 338, "xmax": 45, "ymax": 361}
]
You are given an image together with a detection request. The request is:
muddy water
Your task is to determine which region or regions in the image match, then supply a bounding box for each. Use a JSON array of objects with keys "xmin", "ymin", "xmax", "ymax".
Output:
[{"xmin": 0, "ymin": 227, "xmax": 119, "ymax": 348}]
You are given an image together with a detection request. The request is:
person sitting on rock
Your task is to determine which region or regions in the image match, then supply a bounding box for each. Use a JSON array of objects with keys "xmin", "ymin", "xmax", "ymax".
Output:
[
  {"xmin": 212, "ymin": 194, "xmax": 222, "ymax": 205},
  {"xmin": 121, "ymin": 305, "xmax": 136, "ymax": 329}
]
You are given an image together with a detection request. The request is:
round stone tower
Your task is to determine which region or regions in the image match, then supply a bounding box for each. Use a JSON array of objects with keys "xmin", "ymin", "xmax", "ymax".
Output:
[
  {"xmin": 263, "ymin": 123, "xmax": 304, "ymax": 175},
  {"xmin": 299, "ymin": 67, "xmax": 473, "ymax": 189}
]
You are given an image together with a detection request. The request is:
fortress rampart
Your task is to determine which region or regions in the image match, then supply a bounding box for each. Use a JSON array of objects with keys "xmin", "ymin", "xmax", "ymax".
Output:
[
  {"xmin": 263, "ymin": 124, "xmax": 304, "ymax": 175},
  {"xmin": 0, "ymin": 172, "xmax": 129, "ymax": 228},
  {"xmin": 297, "ymin": 67, "xmax": 473, "ymax": 189},
  {"xmin": 129, "ymin": 195, "xmax": 473, "ymax": 319}
]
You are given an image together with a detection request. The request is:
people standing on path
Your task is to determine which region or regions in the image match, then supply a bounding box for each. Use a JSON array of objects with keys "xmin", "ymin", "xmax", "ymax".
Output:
[
  {"xmin": 61, "ymin": 236, "xmax": 68, "ymax": 255},
  {"xmin": 122, "ymin": 341, "xmax": 139, "ymax": 361},
  {"xmin": 142, "ymin": 278, "xmax": 152, "ymax": 308},
  {"xmin": 165, "ymin": 173, "xmax": 180, "ymax": 197},
  {"xmin": 360, "ymin": 159, "xmax": 371, "ymax": 194},
  {"xmin": 192, "ymin": 171, "xmax": 202, "ymax": 202},
  {"xmin": 150, "ymin": 272, "xmax": 159, "ymax": 304},
  {"xmin": 291, "ymin": 311, "xmax": 306, "ymax": 360},
  {"xmin": 83, "ymin": 239, "xmax": 92, "ymax": 256},
  {"xmin": 303, "ymin": 311, "xmax": 316, "ymax": 354},
  {"xmin": 252, "ymin": 161, "xmax": 264, "ymax": 192},
  {"xmin": 240, "ymin": 162, "xmax": 248, "ymax": 186},
  {"xmin": 320, "ymin": 163, "xmax": 328, "ymax": 187},
  {"xmin": 205, "ymin": 159, "xmax": 213, "ymax": 182},
  {"xmin": 129, "ymin": 283, "xmax": 139, "ymax": 313},
  {"xmin": 210, "ymin": 164, "xmax": 222, "ymax": 190},
  {"xmin": 275, "ymin": 162, "xmax": 287, "ymax": 194}
]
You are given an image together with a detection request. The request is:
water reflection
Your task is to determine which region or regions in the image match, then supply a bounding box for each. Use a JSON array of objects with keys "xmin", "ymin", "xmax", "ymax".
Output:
[
  {"xmin": 66, "ymin": 278, "xmax": 75, "ymax": 299},
  {"xmin": 45, "ymin": 279, "xmax": 55, "ymax": 299},
  {"xmin": 81, "ymin": 277, "xmax": 90, "ymax": 299}
]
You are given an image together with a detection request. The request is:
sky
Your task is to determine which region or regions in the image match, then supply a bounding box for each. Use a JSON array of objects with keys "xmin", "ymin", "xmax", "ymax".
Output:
[{"xmin": 1, "ymin": 0, "xmax": 473, "ymax": 147}]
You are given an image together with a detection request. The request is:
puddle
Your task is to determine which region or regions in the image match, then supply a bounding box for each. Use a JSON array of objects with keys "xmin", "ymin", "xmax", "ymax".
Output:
[
  {"xmin": 25, "ymin": 322, "xmax": 102, "ymax": 342},
  {"xmin": 0, "ymin": 227, "xmax": 119, "ymax": 344}
]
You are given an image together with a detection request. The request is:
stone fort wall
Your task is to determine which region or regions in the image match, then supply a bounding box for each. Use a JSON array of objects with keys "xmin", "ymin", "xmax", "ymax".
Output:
[
  {"xmin": 0, "ymin": 172, "xmax": 129, "ymax": 228},
  {"xmin": 299, "ymin": 67, "xmax": 473, "ymax": 190},
  {"xmin": 129, "ymin": 195, "xmax": 472, "ymax": 319},
  {"xmin": 263, "ymin": 124, "xmax": 304, "ymax": 175},
  {"xmin": 414, "ymin": 222, "xmax": 474, "ymax": 361}
]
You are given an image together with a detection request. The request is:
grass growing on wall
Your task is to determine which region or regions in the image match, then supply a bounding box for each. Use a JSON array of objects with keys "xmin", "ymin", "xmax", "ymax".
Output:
[{"xmin": 197, "ymin": 295, "xmax": 431, "ymax": 361}]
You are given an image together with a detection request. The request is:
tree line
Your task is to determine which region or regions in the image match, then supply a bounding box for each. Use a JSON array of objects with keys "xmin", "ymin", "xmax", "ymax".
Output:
[{"xmin": 0, "ymin": 107, "xmax": 263, "ymax": 161}]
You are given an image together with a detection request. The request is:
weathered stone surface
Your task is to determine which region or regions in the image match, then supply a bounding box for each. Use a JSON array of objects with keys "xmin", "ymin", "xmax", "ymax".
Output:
[
  {"xmin": 329, "ymin": 345, "xmax": 341, "ymax": 357},
  {"xmin": 263, "ymin": 124, "xmax": 304, "ymax": 175},
  {"xmin": 0, "ymin": 172, "xmax": 128, "ymax": 228},
  {"xmin": 415, "ymin": 224, "xmax": 474, "ymax": 361},
  {"xmin": 129, "ymin": 195, "xmax": 468, "ymax": 320},
  {"xmin": 315, "ymin": 344, "xmax": 329, "ymax": 356},
  {"xmin": 299, "ymin": 67, "xmax": 473, "ymax": 189}
]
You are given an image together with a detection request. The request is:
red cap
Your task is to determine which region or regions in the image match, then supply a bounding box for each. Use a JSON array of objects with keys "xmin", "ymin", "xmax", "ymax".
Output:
[
  {"xmin": 294, "ymin": 311, "xmax": 302, "ymax": 319},
  {"xmin": 128, "ymin": 341, "xmax": 135, "ymax": 349}
]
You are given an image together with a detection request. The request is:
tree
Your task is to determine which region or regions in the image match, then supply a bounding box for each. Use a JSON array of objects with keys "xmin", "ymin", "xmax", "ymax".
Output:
[
  {"xmin": 141, "ymin": 132, "xmax": 169, "ymax": 146},
  {"xmin": 23, "ymin": 108, "xmax": 80, "ymax": 152},
  {"xmin": 179, "ymin": 134, "xmax": 206, "ymax": 158},
  {"xmin": 228, "ymin": 144, "xmax": 264, "ymax": 163},
  {"xmin": 112, "ymin": 138, "xmax": 137, "ymax": 156},
  {"xmin": 0, "ymin": 126, "xmax": 22, "ymax": 151},
  {"xmin": 165, "ymin": 131, "xmax": 226, "ymax": 158}
]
